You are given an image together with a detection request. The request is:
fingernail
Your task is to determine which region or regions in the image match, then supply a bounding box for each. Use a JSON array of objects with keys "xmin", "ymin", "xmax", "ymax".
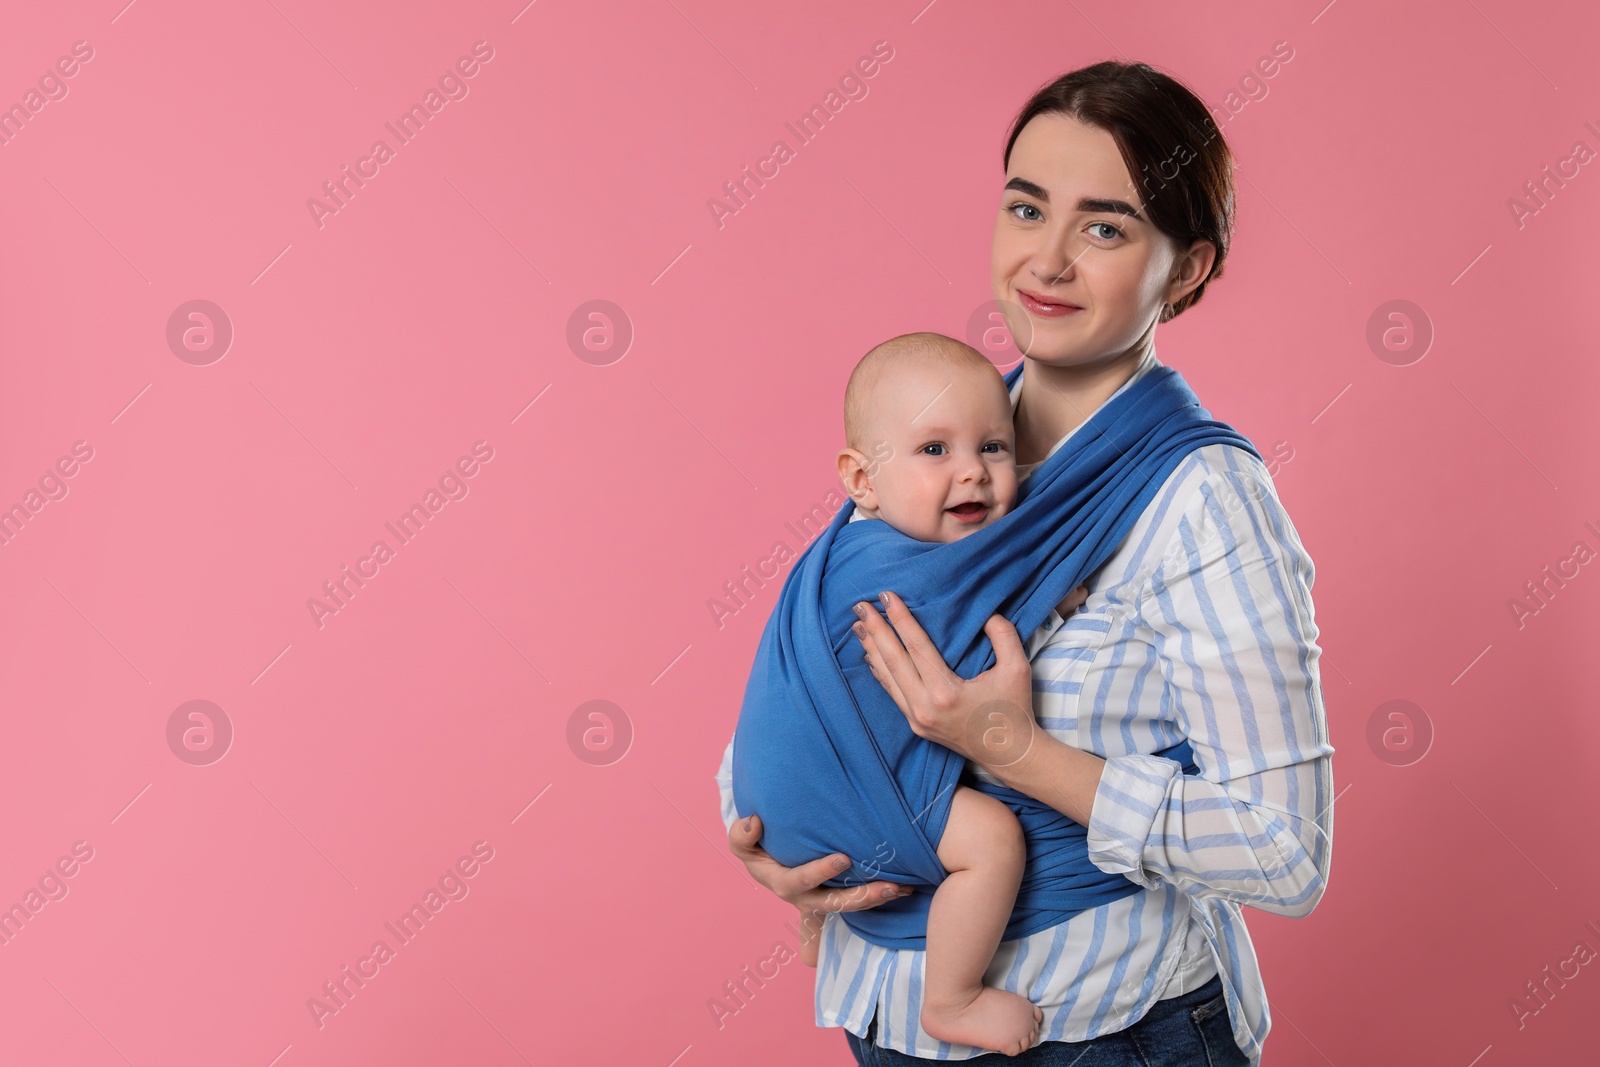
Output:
[
  {"xmin": 742, "ymin": 816, "xmax": 752, "ymax": 832},
  {"xmin": 853, "ymin": 602, "xmax": 867, "ymax": 617},
  {"xmin": 852, "ymin": 621, "xmax": 865, "ymax": 637},
  {"xmin": 881, "ymin": 887, "xmax": 899, "ymax": 898},
  {"xmin": 834, "ymin": 856, "xmax": 849, "ymax": 871},
  {"xmin": 879, "ymin": 591, "xmax": 891, "ymax": 604}
]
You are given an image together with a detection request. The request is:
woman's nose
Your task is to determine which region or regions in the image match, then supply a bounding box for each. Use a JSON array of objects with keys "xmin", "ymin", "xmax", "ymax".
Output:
[{"xmin": 1031, "ymin": 233, "xmax": 1083, "ymax": 285}]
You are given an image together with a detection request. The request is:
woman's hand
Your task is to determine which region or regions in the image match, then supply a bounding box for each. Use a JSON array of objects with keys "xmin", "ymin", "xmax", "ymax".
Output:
[
  {"xmin": 726, "ymin": 813, "xmax": 914, "ymax": 957},
  {"xmin": 850, "ymin": 591, "xmax": 1045, "ymax": 770}
]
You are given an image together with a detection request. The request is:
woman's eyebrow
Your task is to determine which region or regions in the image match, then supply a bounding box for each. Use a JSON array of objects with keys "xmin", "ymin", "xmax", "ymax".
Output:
[
  {"xmin": 1004, "ymin": 177, "xmax": 1052, "ymax": 202},
  {"xmin": 1081, "ymin": 197, "xmax": 1144, "ymax": 220},
  {"xmin": 1003, "ymin": 177, "xmax": 1144, "ymax": 220}
]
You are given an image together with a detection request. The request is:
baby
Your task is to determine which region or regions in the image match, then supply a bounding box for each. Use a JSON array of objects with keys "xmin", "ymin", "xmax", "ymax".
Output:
[{"xmin": 818, "ymin": 332, "xmax": 1081, "ymax": 1055}]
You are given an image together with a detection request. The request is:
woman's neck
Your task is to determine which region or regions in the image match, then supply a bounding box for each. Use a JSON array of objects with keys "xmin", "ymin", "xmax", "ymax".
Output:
[{"xmin": 1014, "ymin": 345, "xmax": 1154, "ymax": 467}]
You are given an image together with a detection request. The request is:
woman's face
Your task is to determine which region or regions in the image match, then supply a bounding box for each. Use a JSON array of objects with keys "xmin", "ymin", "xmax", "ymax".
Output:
[{"xmin": 990, "ymin": 111, "xmax": 1209, "ymax": 371}]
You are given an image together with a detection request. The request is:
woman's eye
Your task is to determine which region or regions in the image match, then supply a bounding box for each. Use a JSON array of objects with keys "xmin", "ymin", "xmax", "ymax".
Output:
[
  {"xmin": 1089, "ymin": 221, "xmax": 1124, "ymax": 241},
  {"xmin": 920, "ymin": 443, "xmax": 946, "ymax": 456},
  {"xmin": 1007, "ymin": 202, "xmax": 1043, "ymax": 222}
]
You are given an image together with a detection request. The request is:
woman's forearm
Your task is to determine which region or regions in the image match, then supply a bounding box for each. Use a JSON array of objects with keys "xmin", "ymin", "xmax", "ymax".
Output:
[{"xmin": 985, "ymin": 729, "xmax": 1106, "ymax": 827}]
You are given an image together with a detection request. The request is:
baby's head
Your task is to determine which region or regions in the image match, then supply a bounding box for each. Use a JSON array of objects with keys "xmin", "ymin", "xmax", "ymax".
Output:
[{"xmin": 837, "ymin": 332, "xmax": 1018, "ymax": 543}]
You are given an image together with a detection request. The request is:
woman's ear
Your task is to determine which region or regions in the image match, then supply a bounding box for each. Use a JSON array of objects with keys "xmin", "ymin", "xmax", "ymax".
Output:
[
  {"xmin": 1165, "ymin": 238, "xmax": 1216, "ymax": 308},
  {"xmin": 837, "ymin": 448, "xmax": 879, "ymax": 511}
]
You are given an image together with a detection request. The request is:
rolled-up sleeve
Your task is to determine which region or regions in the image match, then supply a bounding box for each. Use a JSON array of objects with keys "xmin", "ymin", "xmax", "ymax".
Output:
[{"xmin": 1085, "ymin": 456, "xmax": 1336, "ymax": 918}]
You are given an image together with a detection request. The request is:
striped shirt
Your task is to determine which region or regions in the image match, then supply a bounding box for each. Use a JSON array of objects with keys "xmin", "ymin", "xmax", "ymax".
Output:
[{"xmin": 714, "ymin": 355, "xmax": 1335, "ymax": 1062}]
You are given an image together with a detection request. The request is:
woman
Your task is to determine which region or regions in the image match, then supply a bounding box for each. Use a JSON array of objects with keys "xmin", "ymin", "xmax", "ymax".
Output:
[{"xmin": 715, "ymin": 60, "xmax": 1334, "ymax": 1065}]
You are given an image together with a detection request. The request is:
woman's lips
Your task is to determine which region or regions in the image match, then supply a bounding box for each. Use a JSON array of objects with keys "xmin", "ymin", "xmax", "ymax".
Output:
[
  {"xmin": 947, "ymin": 502, "xmax": 990, "ymax": 523},
  {"xmin": 1017, "ymin": 289, "xmax": 1082, "ymax": 318}
]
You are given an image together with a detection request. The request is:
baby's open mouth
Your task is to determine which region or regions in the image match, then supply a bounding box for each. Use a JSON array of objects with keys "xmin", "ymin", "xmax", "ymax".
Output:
[{"xmin": 947, "ymin": 502, "xmax": 989, "ymax": 520}]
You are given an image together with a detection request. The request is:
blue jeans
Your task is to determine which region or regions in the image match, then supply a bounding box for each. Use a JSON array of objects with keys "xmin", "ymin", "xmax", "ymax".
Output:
[{"xmin": 844, "ymin": 973, "xmax": 1252, "ymax": 1066}]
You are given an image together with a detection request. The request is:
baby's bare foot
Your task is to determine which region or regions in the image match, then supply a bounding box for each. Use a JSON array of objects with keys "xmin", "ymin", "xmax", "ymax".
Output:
[{"xmin": 921, "ymin": 987, "xmax": 1043, "ymax": 1056}]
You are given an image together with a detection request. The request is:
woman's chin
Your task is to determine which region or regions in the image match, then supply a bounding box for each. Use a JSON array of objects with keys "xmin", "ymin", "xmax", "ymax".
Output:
[{"xmin": 1017, "ymin": 345, "xmax": 1097, "ymax": 369}]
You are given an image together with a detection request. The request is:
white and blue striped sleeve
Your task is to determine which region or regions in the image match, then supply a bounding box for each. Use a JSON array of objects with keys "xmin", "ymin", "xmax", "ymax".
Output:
[
  {"xmin": 715, "ymin": 734, "xmax": 740, "ymax": 833},
  {"xmin": 1085, "ymin": 448, "xmax": 1336, "ymax": 918}
]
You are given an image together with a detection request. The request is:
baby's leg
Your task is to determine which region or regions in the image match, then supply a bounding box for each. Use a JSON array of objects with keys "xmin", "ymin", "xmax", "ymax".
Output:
[{"xmin": 920, "ymin": 786, "xmax": 1042, "ymax": 1056}]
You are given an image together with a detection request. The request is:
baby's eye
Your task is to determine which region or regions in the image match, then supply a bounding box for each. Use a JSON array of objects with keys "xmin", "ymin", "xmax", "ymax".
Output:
[
  {"xmin": 920, "ymin": 443, "xmax": 947, "ymax": 456},
  {"xmin": 981, "ymin": 442, "xmax": 1007, "ymax": 454}
]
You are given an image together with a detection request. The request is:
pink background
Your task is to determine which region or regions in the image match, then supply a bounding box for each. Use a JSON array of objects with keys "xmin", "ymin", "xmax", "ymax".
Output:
[{"xmin": 2, "ymin": 0, "xmax": 1597, "ymax": 1063}]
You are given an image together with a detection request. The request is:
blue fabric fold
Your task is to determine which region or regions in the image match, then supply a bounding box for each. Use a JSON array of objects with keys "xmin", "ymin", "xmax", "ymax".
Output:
[{"xmin": 731, "ymin": 362, "xmax": 1260, "ymax": 949}]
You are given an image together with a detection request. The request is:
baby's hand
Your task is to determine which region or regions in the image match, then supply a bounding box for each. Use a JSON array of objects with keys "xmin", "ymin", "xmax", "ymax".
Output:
[{"xmin": 1056, "ymin": 584, "xmax": 1089, "ymax": 617}]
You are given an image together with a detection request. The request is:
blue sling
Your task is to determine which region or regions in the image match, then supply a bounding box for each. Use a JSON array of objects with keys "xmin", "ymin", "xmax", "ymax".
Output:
[{"xmin": 731, "ymin": 362, "xmax": 1260, "ymax": 950}]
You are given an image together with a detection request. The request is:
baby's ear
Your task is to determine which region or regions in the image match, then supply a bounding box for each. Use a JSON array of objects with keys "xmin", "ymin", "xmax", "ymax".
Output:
[{"xmin": 836, "ymin": 448, "xmax": 876, "ymax": 508}]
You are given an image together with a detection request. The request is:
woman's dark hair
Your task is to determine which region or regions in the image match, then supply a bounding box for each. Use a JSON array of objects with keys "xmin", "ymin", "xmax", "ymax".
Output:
[{"xmin": 1002, "ymin": 61, "xmax": 1235, "ymax": 322}]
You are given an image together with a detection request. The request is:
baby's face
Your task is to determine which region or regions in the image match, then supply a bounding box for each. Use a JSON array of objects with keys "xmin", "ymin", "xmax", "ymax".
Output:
[{"xmin": 852, "ymin": 361, "xmax": 1018, "ymax": 543}]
